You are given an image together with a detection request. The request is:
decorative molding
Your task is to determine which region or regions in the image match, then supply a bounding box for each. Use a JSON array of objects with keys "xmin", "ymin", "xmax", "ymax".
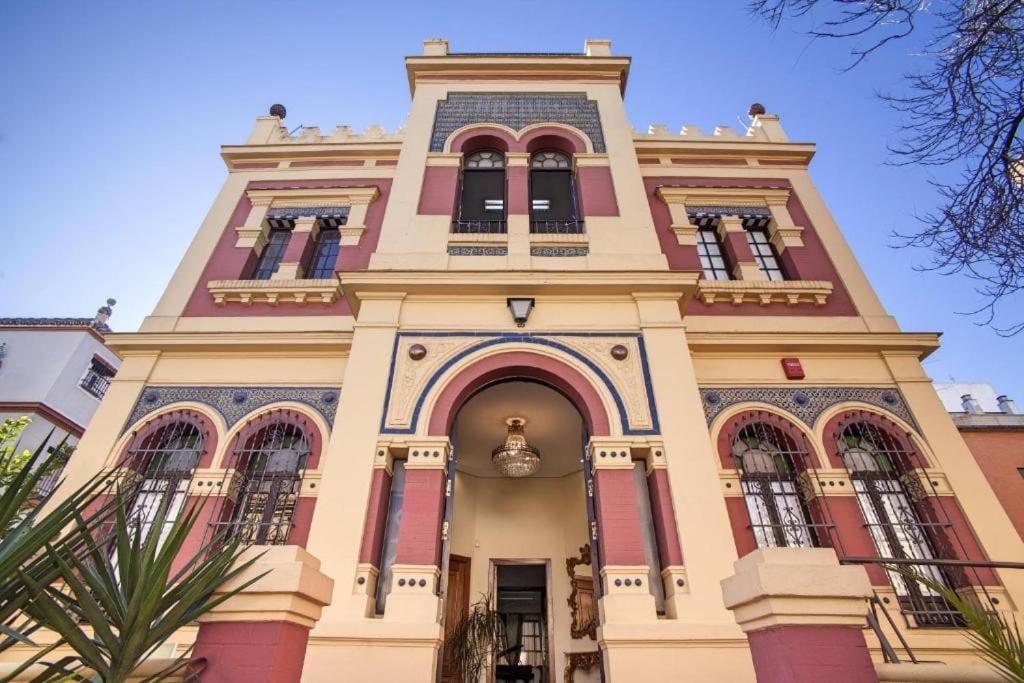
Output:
[
  {"xmin": 380, "ymin": 332, "xmax": 660, "ymax": 436},
  {"xmin": 124, "ymin": 385, "xmax": 340, "ymax": 433},
  {"xmin": 531, "ymin": 246, "xmax": 589, "ymax": 257},
  {"xmin": 696, "ymin": 280, "xmax": 833, "ymax": 306},
  {"xmin": 447, "ymin": 246, "xmax": 508, "ymax": 256},
  {"xmin": 247, "ymin": 186, "xmax": 380, "ymax": 208},
  {"xmin": 430, "ymin": 93, "xmax": 606, "ymax": 152},
  {"xmin": 208, "ymin": 279, "xmax": 342, "ymax": 306},
  {"xmin": 700, "ymin": 386, "xmax": 918, "ymax": 431},
  {"xmin": 656, "ymin": 185, "xmax": 803, "ymax": 249}
]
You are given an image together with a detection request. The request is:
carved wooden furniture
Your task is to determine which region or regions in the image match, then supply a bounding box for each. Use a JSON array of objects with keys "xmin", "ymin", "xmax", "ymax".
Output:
[
  {"xmin": 566, "ymin": 544, "xmax": 597, "ymax": 640},
  {"xmin": 563, "ymin": 651, "xmax": 600, "ymax": 683}
]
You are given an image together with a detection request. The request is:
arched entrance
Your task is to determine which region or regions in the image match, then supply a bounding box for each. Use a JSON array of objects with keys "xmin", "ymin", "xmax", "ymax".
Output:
[{"xmin": 442, "ymin": 379, "xmax": 598, "ymax": 683}]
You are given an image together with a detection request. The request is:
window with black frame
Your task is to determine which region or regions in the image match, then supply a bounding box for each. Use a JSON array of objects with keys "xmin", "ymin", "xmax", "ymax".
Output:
[
  {"xmin": 732, "ymin": 421, "xmax": 820, "ymax": 549},
  {"xmin": 221, "ymin": 417, "xmax": 310, "ymax": 547},
  {"xmin": 837, "ymin": 420, "xmax": 961, "ymax": 626},
  {"xmin": 252, "ymin": 228, "xmax": 291, "ymax": 279},
  {"xmin": 454, "ymin": 150, "xmax": 506, "ymax": 233},
  {"xmin": 121, "ymin": 419, "xmax": 204, "ymax": 549},
  {"xmin": 696, "ymin": 228, "xmax": 731, "ymax": 280},
  {"xmin": 80, "ymin": 357, "xmax": 115, "ymax": 399},
  {"xmin": 306, "ymin": 226, "xmax": 341, "ymax": 279},
  {"xmin": 529, "ymin": 150, "xmax": 582, "ymax": 234},
  {"xmin": 745, "ymin": 228, "xmax": 785, "ymax": 280}
]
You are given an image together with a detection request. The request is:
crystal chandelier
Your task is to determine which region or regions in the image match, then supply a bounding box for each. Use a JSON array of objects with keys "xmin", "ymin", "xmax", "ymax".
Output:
[{"xmin": 492, "ymin": 417, "xmax": 541, "ymax": 478}]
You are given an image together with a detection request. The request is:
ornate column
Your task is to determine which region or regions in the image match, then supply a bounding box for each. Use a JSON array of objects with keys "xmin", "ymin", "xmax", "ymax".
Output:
[
  {"xmin": 589, "ymin": 439, "xmax": 657, "ymax": 623},
  {"xmin": 721, "ymin": 548, "xmax": 877, "ymax": 683},
  {"xmin": 273, "ymin": 216, "xmax": 318, "ymax": 280},
  {"xmin": 717, "ymin": 215, "xmax": 764, "ymax": 281},
  {"xmin": 383, "ymin": 438, "xmax": 450, "ymax": 623},
  {"xmin": 194, "ymin": 546, "xmax": 334, "ymax": 682},
  {"xmin": 353, "ymin": 446, "xmax": 394, "ymax": 615},
  {"xmin": 644, "ymin": 447, "xmax": 688, "ymax": 618}
]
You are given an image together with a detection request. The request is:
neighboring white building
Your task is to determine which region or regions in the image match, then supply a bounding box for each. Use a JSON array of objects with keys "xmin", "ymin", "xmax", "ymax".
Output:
[{"xmin": 0, "ymin": 300, "xmax": 121, "ymax": 456}]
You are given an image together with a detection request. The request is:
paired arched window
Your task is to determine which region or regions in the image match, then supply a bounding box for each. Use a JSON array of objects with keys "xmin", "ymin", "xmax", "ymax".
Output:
[
  {"xmin": 731, "ymin": 420, "xmax": 818, "ymax": 549},
  {"xmin": 454, "ymin": 150, "xmax": 506, "ymax": 234},
  {"xmin": 121, "ymin": 414, "xmax": 206, "ymax": 546},
  {"xmin": 220, "ymin": 411, "xmax": 312, "ymax": 546},
  {"xmin": 529, "ymin": 150, "xmax": 581, "ymax": 234},
  {"xmin": 835, "ymin": 417, "xmax": 956, "ymax": 624}
]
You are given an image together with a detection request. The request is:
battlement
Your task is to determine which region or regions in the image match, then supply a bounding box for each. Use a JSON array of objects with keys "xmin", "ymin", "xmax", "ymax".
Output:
[{"xmin": 636, "ymin": 113, "xmax": 789, "ymax": 143}]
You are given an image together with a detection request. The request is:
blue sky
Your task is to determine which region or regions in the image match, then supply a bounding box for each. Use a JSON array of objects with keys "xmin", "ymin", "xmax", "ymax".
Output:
[{"xmin": 1, "ymin": 1, "xmax": 1020, "ymax": 399}]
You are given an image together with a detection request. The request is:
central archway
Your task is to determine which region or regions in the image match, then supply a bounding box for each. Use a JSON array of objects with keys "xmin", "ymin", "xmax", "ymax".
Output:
[{"xmin": 426, "ymin": 350, "xmax": 613, "ymax": 437}]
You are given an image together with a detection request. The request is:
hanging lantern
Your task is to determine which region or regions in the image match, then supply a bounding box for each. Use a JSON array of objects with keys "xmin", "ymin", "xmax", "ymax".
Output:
[{"xmin": 492, "ymin": 417, "xmax": 541, "ymax": 478}]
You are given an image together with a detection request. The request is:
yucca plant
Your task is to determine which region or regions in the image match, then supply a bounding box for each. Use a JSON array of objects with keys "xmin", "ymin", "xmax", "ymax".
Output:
[
  {"xmin": 0, "ymin": 431, "xmax": 113, "ymax": 654},
  {"xmin": 443, "ymin": 594, "xmax": 508, "ymax": 683},
  {"xmin": 17, "ymin": 485, "xmax": 266, "ymax": 682},
  {"xmin": 892, "ymin": 566, "xmax": 1024, "ymax": 682}
]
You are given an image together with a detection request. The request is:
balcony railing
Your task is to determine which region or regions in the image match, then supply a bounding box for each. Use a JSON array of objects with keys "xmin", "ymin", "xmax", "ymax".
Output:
[
  {"xmin": 530, "ymin": 219, "xmax": 584, "ymax": 234},
  {"xmin": 80, "ymin": 371, "xmax": 112, "ymax": 399},
  {"xmin": 452, "ymin": 220, "xmax": 507, "ymax": 234}
]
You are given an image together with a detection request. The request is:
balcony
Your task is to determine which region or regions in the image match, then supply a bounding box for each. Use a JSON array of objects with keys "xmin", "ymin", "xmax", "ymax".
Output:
[
  {"xmin": 452, "ymin": 219, "xmax": 507, "ymax": 234},
  {"xmin": 530, "ymin": 219, "xmax": 584, "ymax": 234}
]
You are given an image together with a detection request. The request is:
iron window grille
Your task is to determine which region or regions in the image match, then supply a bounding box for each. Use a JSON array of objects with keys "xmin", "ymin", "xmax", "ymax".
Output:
[
  {"xmin": 454, "ymin": 150, "xmax": 507, "ymax": 234},
  {"xmin": 119, "ymin": 417, "xmax": 205, "ymax": 548},
  {"xmin": 696, "ymin": 228, "xmax": 732, "ymax": 280},
  {"xmin": 306, "ymin": 227, "xmax": 341, "ymax": 279},
  {"xmin": 732, "ymin": 420, "xmax": 834, "ymax": 550},
  {"xmin": 212, "ymin": 411, "xmax": 311, "ymax": 547},
  {"xmin": 252, "ymin": 228, "xmax": 292, "ymax": 279},
  {"xmin": 836, "ymin": 416, "xmax": 972, "ymax": 627},
  {"xmin": 529, "ymin": 150, "xmax": 583, "ymax": 234},
  {"xmin": 745, "ymin": 228, "xmax": 786, "ymax": 280},
  {"xmin": 33, "ymin": 445, "xmax": 73, "ymax": 498},
  {"xmin": 80, "ymin": 358, "xmax": 115, "ymax": 399}
]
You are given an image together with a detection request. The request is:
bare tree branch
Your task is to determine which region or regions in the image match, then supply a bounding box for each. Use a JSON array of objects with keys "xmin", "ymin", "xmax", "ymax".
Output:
[{"xmin": 750, "ymin": 0, "xmax": 1024, "ymax": 334}]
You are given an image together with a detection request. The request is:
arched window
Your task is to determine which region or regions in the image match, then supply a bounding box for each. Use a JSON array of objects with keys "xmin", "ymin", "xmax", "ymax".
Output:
[
  {"xmin": 529, "ymin": 150, "xmax": 581, "ymax": 234},
  {"xmin": 837, "ymin": 418, "xmax": 957, "ymax": 625},
  {"xmin": 454, "ymin": 150, "xmax": 506, "ymax": 234},
  {"xmin": 732, "ymin": 421, "xmax": 818, "ymax": 549},
  {"xmin": 222, "ymin": 412, "xmax": 311, "ymax": 546},
  {"xmin": 121, "ymin": 417, "xmax": 205, "ymax": 547}
]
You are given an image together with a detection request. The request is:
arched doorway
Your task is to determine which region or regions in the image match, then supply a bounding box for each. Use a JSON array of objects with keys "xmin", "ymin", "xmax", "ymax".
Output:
[{"xmin": 442, "ymin": 379, "xmax": 598, "ymax": 683}]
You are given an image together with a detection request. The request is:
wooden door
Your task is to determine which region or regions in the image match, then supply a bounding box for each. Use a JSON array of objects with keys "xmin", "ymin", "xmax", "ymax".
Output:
[{"xmin": 441, "ymin": 555, "xmax": 472, "ymax": 683}]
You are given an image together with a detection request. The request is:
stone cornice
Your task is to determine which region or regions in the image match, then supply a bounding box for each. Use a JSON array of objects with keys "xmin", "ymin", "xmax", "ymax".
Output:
[
  {"xmin": 404, "ymin": 55, "xmax": 631, "ymax": 95},
  {"xmin": 208, "ymin": 279, "xmax": 343, "ymax": 306},
  {"xmin": 696, "ymin": 280, "xmax": 833, "ymax": 306},
  {"xmin": 686, "ymin": 330, "xmax": 941, "ymax": 357},
  {"xmin": 338, "ymin": 270, "xmax": 699, "ymax": 315},
  {"xmin": 104, "ymin": 330, "xmax": 353, "ymax": 353},
  {"xmin": 247, "ymin": 186, "xmax": 380, "ymax": 207}
]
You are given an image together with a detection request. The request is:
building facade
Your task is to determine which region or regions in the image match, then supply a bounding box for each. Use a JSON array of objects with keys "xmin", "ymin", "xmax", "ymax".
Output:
[
  {"xmin": 0, "ymin": 302, "xmax": 120, "ymax": 457},
  {"xmin": 937, "ymin": 383, "xmax": 1024, "ymax": 540},
  {"xmin": 39, "ymin": 40, "xmax": 1024, "ymax": 682}
]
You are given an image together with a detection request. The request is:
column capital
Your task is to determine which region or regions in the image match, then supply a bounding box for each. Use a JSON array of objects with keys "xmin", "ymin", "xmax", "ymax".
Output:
[
  {"xmin": 720, "ymin": 548, "xmax": 872, "ymax": 633},
  {"xmin": 404, "ymin": 439, "xmax": 451, "ymax": 471}
]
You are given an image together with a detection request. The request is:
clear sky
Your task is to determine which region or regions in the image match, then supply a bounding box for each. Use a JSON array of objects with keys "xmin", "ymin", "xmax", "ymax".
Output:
[{"xmin": 1, "ymin": 1, "xmax": 1020, "ymax": 400}]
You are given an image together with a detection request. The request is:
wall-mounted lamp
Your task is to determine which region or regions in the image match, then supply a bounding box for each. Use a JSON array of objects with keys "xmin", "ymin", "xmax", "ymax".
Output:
[{"xmin": 507, "ymin": 298, "xmax": 535, "ymax": 327}]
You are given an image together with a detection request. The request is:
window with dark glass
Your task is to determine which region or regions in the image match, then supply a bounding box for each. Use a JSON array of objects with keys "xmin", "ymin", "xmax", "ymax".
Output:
[
  {"xmin": 80, "ymin": 357, "xmax": 115, "ymax": 399},
  {"xmin": 252, "ymin": 228, "xmax": 291, "ymax": 279},
  {"xmin": 222, "ymin": 419, "xmax": 310, "ymax": 546},
  {"xmin": 529, "ymin": 151, "xmax": 581, "ymax": 234},
  {"xmin": 745, "ymin": 228, "xmax": 785, "ymax": 280},
  {"xmin": 732, "ymin": 422, "xmax": 818, "ymax": 549},
  {"xmin": 455, "ymin": 150, "xmax": 506, "ymax": 233},
  {"xmin": 696, "ymin": 228, "xmax": 731, "ymax": 280},
  {"xmin": 306, "ymin": 226, "xmax": 340, "ymax": 279}
]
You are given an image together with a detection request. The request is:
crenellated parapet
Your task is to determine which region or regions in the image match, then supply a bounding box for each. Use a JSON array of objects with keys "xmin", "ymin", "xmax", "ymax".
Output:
[
  {"xmin": 245, "ymin": 116, "xmax": 406, "ymax": 146},
  {"xmin": 636, "ymin": 112, "xmax": 789, "ymax": 143}
]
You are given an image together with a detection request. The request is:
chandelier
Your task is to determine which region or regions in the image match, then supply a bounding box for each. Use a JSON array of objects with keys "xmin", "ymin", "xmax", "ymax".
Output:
[{"xmin": 492, "ymin": 417, "xmax": 541, "ymax": 478}]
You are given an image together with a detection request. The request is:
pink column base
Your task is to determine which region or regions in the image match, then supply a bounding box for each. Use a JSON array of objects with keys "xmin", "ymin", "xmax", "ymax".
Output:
[
  {"xmin": 747, "ymin": 625, "xmax": 877, "ymax": 683},
  {"xmin": 193, "ymin": 621, "xmax": 310, "ymax": 682}
]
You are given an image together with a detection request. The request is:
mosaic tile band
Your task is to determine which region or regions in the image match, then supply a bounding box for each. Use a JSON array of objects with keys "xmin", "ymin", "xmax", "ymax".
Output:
[
  {"xmin": 430, "ymin": 93, "xmax": 606, "ymax": 152},
  {"xmin": 699, "ymin": 386, "xmax": 918, "ymax": 431},
  {"xmin": 123, "ymin": 385, "xmax": 340, "ymax": 434}
]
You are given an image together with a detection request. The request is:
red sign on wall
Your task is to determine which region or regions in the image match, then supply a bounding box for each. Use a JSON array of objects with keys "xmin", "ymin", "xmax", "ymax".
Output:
[{"xmin": 781, "ymin": 357, "xmax": 805, "ymax": 380}]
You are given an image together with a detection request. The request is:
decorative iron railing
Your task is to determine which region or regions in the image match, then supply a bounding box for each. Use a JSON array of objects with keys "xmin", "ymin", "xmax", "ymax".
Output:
[
  {"xmin": 529, "ymin": 219, "xmax": 584, "ymax": 234},
  {"xmin": 452, "ymin": 219, "xmax": 507, "ymax": 234}
]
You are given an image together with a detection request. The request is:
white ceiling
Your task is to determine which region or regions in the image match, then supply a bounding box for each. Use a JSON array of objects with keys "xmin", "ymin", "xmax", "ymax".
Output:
[{"xmin": 452, "ymin": 381, "xmax": 585, "ymax": 478}]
